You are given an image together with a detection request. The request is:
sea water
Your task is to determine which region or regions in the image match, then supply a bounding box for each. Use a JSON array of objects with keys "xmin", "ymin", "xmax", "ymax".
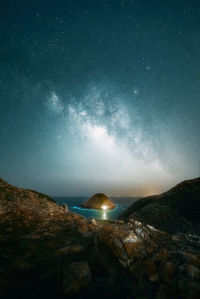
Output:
[{"xmin": 53, "ymin": 197, "xmax": 138, "ymax": 220}]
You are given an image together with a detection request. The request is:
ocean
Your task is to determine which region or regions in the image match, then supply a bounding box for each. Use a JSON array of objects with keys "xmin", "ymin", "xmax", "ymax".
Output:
[{"xmin": 53, "ymin": 196, "xmax": 139, "ymax": 220}]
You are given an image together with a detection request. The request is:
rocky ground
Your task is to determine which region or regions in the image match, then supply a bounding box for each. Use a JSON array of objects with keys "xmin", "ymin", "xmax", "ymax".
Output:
[{"xmin": 0, "ymin": 178, "xmax": 200, "ymax": 298}]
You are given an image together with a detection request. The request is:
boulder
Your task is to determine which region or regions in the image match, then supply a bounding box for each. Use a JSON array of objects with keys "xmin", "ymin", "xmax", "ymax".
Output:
[
  {"xmin": 91, "ymin": 218, "xmax": 97, "ymax": 225},
  {"xmin": 56, "ymin": 244, "xmax": 84, "ymax": 256},
  {"xmin": 129, "ymin": 258, "xmax": 159, "ymax": 282},
  {"xmin": 184, "ymin": 264, "xmax": 200, "ymax": 279},
  {"xmin": 63, "ymin": 261, "xmax": 92, "ymax": 296},
  {"xmin": 153, "ymin": 248, "xmax": 171, "ymax": 262},
  {"xmin": 62, "ymin": 203, "xmax": 68, "ymax": 212},
  {"xmin": 159, "ymin": 261, "xmax": 175, "ymax": 282},
  {"xmin": 154, "ymin": 284, "xmax": 170, "ymax": 299},
  {"xmin": 176, "ymin": 251, "xmax": 200, "ymax": 267}
]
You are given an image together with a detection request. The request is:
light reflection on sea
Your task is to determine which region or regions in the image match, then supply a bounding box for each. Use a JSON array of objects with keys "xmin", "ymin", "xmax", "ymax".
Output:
[{"xmin": 53, "ymin": 197, "xmax": 139, "ymax": 220}]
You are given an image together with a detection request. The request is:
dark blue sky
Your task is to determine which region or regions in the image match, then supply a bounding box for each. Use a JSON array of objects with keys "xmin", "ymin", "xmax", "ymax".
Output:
[{"xmin": 0, "ymin": 0, "xmax": 200, "ymax": 196}]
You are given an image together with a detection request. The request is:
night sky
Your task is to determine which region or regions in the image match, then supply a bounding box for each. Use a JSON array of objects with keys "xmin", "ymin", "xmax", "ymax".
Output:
[{"xmin": 0, "ymin": 0, "xmax": 200, "ymax": 196}]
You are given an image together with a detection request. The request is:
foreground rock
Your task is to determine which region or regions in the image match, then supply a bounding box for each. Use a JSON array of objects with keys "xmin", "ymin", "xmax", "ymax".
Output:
[
  {"xmin": 80, "ymin": 193, "xmax": 115, "ymax": 210},
  {"xmin": 119, "ymin": 177, "xmax": 200, "ymax": 234},
  {"xmin": 63, "ymin": 261, "xmax": 92, "ymax": 296},
  {"xmin": 0, "ymin": 178, "xmax": 200, "ymax": 298}
]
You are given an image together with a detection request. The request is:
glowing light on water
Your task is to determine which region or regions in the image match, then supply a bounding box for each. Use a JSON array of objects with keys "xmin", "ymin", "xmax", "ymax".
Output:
[
  {"xmin": 102, "ymin": 212, "xmax": 107, "ymax": 220},
  {"xmin": 101, "ymin": 205, "xmax": 108, "ymax": 210}
]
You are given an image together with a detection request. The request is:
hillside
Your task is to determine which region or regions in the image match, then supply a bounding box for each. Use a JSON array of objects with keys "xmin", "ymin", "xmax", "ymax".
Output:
[
  {"xmin": 119, "ymin": 177, "xmax": 200, "ymax": 234},
  {"xmin": 0, "ymin": 178, "xmax": 200, "ymax": 298}
]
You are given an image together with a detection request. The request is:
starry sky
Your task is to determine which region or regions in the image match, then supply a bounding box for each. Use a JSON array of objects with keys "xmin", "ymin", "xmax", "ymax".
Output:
[{"xmin": 0, "ymin": 0, "xmax": 200, "ymax": 196}]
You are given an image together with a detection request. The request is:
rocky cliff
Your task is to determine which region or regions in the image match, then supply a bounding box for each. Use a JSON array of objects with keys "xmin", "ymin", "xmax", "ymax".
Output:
[
  {"xmin": 0, "ymin": 178, "xmax": 200, "ymax": 298},
  {"xmin": 119, "ymin": 177, "xmax": 200, "ymax": 234},
  {"xmin": 80, "ymin": 193, "xmax": 115, "ymax": 210}
]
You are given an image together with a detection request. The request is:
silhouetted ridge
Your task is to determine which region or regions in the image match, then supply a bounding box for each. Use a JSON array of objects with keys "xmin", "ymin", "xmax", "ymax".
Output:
[{"xmin": 119, "ymin": 177, "xmax": 200, "ymax": 234}]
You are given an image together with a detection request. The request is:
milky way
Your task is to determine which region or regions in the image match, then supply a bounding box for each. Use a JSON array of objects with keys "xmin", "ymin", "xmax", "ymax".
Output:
[{"xmin": 41, "ymin": 83, "xmax": 197, "ymax": 195}]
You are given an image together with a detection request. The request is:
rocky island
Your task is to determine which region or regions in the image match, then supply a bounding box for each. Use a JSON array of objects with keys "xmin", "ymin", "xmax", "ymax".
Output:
[
  {"xmin": 80, "ymin": 193, "xmax": 115, "ymax": 210},
  {"xmin": 0, "ymin": 177, "xmax": 200, "ymax": 298}
]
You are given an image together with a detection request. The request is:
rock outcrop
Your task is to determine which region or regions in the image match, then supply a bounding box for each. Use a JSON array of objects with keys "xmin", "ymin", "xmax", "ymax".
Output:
[
  {"xmin": 0, "ymin": 177, "xmax": 200, "ymax": 299},
  {"xmin": 119, "ymin": 177, "xmax": 200, "ymax": 234},
  {"xmin": 80, "ymin": 193, "xmax": 115, "ymax": 210}
]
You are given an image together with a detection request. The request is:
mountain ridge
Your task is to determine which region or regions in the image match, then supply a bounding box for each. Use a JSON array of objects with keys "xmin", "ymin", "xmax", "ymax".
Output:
[{"xmin": 119, "ymin": 177, "xmax": 200, "ymax": 234}]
